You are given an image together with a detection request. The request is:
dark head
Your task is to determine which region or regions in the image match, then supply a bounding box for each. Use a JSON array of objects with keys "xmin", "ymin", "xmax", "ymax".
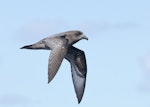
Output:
[{"xmin": 64, "ymin": 30, "xmax": 88, "ymax": 45}]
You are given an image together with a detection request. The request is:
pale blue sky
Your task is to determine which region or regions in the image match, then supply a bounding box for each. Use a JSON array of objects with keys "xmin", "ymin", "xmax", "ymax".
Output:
[{"xmin": 0, "ymin": 0, "xmax": 150, "ymax": 107}]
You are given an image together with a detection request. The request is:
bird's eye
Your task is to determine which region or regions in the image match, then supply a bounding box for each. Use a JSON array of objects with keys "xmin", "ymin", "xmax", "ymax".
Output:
[
  {"xmin": 79, "ymin": 32, "xmax": 82, "ymax": 35},
  {"xmin": 76, "ymin": 32, "xmax": 82, "ymax": 36}
]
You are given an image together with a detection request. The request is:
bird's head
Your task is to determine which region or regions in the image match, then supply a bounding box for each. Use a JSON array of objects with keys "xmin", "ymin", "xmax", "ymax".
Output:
[{"xmin": 65, "ymin": 30, "xmax": 88, "ymax": 45}]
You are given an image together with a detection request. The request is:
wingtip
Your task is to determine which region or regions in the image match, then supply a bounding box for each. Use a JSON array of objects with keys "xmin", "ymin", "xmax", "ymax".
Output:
[
  {"xmin": 48, "ymin": 78, "xmax": 51, "ymax": 84},
  {"xmin": 78, "ymin": 100, "xmax": 81, "ymax": 104},
  {"xmin": 77, "ymin": 97, "xmax": 82, "ymax": 104}
]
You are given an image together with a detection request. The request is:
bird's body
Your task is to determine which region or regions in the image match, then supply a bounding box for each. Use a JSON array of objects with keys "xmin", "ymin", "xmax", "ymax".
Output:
[{"xmin": 20, "ymin": 30, "xmax": 88, "ymax": 103}]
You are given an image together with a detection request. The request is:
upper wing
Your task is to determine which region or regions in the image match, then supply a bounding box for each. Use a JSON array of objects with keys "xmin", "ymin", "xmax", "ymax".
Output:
[
  {"xmin": 47, "ymin": 38, "xmax": 68, "ymax": 83},
  {"xmin": 65, "ymin": 46, "xmax": 87, "ymax": 103}
]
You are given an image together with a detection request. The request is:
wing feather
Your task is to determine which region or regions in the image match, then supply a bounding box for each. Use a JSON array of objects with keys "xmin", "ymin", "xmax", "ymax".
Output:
[
  {"xmin": 65, "ymin": 46, "xmax": 87, "ymax": 103},
  {"xmin": 47, "ymin": 38, "xmax": 68, "ymax": 83}
]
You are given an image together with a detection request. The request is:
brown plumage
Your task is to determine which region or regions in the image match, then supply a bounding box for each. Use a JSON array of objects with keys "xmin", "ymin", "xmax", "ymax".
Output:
[{"xmin": 20, "ymin": 30, "xmax": 88, "ymax": 103}]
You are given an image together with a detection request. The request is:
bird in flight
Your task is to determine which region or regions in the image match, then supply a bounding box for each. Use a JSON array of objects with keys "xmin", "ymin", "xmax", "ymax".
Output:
[{"xmin": 20, "ymin": 30, "xmax": 88, "ymax": 103}]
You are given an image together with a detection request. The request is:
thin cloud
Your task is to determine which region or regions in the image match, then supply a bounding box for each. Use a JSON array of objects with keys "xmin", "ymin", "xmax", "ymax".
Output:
[
  {"xmin": 142, "ymin": 53, "xmax": 150, "ymax": 79},
  {"xmin": 138, "ymin": 53, "xmax": 150, "ymax": 92},
  {"xmin": 17, "ymin": 19, "xmax": 69, "ymax": 42},
  {"xmin": 78, "ymin": 21, "xmax": 140, "ymax": 34},
  {"xmin": 16, "ymin": 19, "xmax": 140, "ymax": 42},
  {"xmin": 0, "ymin": 94, "xmax": 39, "ymax": 106}
]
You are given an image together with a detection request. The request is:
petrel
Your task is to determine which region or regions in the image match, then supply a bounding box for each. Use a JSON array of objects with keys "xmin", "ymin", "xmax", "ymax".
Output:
[{"xmin": 20, "ymin": 30, "xmax": 88, "ymax": 103}]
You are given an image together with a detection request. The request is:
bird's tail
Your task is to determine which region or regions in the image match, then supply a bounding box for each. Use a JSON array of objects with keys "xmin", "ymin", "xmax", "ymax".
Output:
[{"xmin": 20, "ymin": 41, "xmax": 49, "ymax": 50}]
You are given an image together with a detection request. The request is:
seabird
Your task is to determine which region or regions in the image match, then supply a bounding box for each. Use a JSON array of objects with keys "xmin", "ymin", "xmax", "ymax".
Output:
[{"xmin": 20, "ymin": 30, "xmax": 88, "ymax": 103}]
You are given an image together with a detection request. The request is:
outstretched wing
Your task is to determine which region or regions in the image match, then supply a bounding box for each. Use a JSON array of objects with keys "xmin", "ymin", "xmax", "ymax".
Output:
[
  {"xmin": 47, "ymin": 37, "xmax": 68, "ymax": 83},
  {"xmin": 65, "ymin": 46, "xmax": 87, "ymax": 103}
]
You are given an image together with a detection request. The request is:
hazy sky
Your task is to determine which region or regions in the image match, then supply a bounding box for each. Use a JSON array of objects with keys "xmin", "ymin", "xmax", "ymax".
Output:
[{"xmin": 0, "ymin": 0, "xmax": 150, "ymax": 107}]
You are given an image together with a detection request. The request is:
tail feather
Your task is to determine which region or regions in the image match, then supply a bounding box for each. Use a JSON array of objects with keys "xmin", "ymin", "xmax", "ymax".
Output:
[
  {"xmin": 20, "ymin": 45, "xmax": 33, "ymax": 49},
  {"xmin": 20, "ymin": 42, "xmax": 50, "ymax": 50}
]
